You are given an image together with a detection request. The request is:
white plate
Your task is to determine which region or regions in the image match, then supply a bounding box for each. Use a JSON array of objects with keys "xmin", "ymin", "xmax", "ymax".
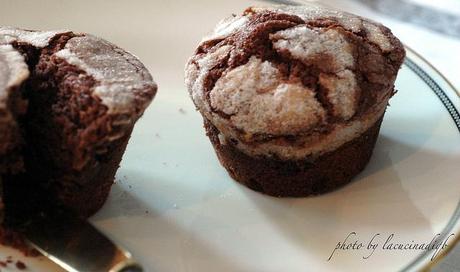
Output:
[
  {"xmin": 96, "ymin": 48, "xmax": 460, "ymax": 272},
  {"xmin": 1, "ymin": 34, "xmax": 459, "ymax": 272}
]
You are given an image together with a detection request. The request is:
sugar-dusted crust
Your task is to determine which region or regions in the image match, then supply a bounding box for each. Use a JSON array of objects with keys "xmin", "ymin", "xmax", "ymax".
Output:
[
  {"xmin": 185, "ymin": 5, "xmax": 405, "ymax": 160},
  {"xmin": 0, "ymin": 27, "xmax": 63, "ymax": 47},
  {"xmin": 55, "ymin": 34, "xmax": 156, "ymax": 116},
  {"xmin": 0, "ymin": 27, "xmax": 157, "ymax": 121},
  {"xmin": 205, "ymin": 115, "xmax": 383, "ymax": 196}
]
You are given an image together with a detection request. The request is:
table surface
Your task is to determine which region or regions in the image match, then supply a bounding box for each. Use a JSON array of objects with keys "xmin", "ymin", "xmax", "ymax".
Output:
[{"xmin": 0, "ymin": 0, "xmax": 459, "ymax": 271}]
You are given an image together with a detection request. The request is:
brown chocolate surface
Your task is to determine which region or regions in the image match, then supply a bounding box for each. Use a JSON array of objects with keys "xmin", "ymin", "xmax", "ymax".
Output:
[
  {"xmin": 206, "ymin": 115, "xmax": 383, "ymax": 196},
  {"xmin": 0, "ymin": 27, "xmax": 157, "ymax": 223}
]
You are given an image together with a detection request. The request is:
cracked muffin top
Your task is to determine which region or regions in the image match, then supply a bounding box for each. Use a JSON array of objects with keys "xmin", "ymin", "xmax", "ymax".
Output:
[
  {"xmin": 185, "ymin": 5, "xmax": 405, "ymax": 160},
  {"xmin": 0, "ymin": 27, "xmax": 157, "ymax": 118}
]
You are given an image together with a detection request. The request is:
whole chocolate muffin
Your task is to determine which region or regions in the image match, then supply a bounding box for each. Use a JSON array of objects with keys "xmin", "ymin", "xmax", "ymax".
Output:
[
  {"xmin": 0, "ymin": 27, "xmax": 157, "ymax": 220},
  {"xmin": 185, "ymin": 5, "xmax": 405, "ymax": 197}
]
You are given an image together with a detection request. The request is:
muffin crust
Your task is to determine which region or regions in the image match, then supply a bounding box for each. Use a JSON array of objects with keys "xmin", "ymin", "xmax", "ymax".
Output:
[
  {"xmin": 206, "ymin": 116, "xmax": 383, "ymax": 196},
  {"xmin": 0, "ymin": 27, "xmax": 156, "ymax": 218},
  {"xmin": 185, "ymin": 5, "xmax": 405, "ymax": 160}
]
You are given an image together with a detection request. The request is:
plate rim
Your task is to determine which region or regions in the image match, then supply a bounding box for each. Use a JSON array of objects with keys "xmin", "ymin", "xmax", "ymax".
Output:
[
  {"xmin": 400, "ymin": 46, "xmax": 460, "ymax": 272},
  {"xmin": 258, "ymin": 1, "xmax": 460, "ymax": 267}
]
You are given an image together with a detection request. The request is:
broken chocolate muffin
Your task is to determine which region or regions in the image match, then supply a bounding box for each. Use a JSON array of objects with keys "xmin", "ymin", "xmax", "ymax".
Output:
[
  {"xmin": 0, "ymin": 27, "xmax": 157, "ymax": 220},
  {"xmin": 185, "ymin": 5, "xmax": 405, "ymax": 196}
]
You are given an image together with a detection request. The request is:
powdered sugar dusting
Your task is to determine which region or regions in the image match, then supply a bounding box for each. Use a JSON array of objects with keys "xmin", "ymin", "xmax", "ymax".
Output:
[
  {"xmin": 0, "ymin": 45, "xmax": 29, "ymax": 93},
  {"xmin": 210, "ymin": 57, "xmax": 280, "ymax": 116},
  {"xmin": 0, "ymin": 45, "xmax": 29, "ymax": 109},
  {"xmin": 55, "ymin": 35, "xmax": 156, "ymax": 115},
  {"xmin": 254, "ymin": 5, "xmax": 392, "ymax": 51},
  {"xmin": 270, "ymin": 25, "xmax": 360, "ymax": 120},
  {"xmin": 319, "ymin": 70, "xmax": 359, "ymax": 120},
  {"xmin": 362, "ymin": 21, "xmax": 392, "ymax": 52},
  {"xmin": 236, "ymin": 98, "xmax": 388, "ymax": 160},
  {"xmin": 252, "ymin": 5, "xmax": 364, "ymax": 32},
  {"xmin": 186, "ymin": 45, "xmax": 233, "ymax": 112},
  {"xmin": 185, "ymin": 5, "xmax": 400, "ymax": 159},
  {"xmin": 0, "ymin": 27, "xmax": 62, "ymax": 48},
  {"xmin": 210, "ymin": 57, "xmax": 325, "ymax": 135},
  {"xmin": 0, "ymin": 45, "xmax": 29, "ymax": 156},
  {"xmin": 271, "ymin": 26, "xmax": 354, "ymax": 71}
]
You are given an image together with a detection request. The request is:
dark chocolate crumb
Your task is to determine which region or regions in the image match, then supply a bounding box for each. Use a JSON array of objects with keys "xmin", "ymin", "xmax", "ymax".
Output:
[
  {"xmin": 0, "ymin": 261, "xmax": 6, "ymax": 267},
  {"xmin": 0, "ymin": 228, "xmax": 40, "ymax": 257},
  {"xmin": 16, "ymin": 260, "xmax": 26, "ymax": 270}
]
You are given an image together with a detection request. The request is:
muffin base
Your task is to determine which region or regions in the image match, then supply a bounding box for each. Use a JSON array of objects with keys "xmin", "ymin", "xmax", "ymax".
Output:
[
  {"xmin": 205, "ymin": 116, "xmax": 384, "ymax": 197},
  {"xmin": 2, "ymin": 127, "xmax": 133, "ymax": 223},
  {"xmin": 53, "ymin": 126, "xmax": 133, "ymax": 218}
]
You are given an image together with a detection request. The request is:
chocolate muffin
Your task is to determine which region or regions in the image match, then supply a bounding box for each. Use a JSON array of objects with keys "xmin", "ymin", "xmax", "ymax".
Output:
[
  {"xmin": 185, "ymin": 5, "xmax": 405, "ymax": 196},
  {"xmin": 0, "ymin": 27, "xmax": 157, "ymax": 220}
]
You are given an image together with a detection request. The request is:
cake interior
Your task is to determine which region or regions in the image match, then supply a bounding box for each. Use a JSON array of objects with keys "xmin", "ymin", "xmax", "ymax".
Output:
[{"xmin": 2, "ymin": 33, "xmax": 117, "ymax": 226}]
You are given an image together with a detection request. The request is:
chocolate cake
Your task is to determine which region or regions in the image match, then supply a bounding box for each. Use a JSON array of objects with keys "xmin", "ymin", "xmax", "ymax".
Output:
[
  {"xmin": 0, "ymin": 27, "xmax": 157, "ymax": 222},
  {"xmin": 185, "ymin": 5, "xmax": 405, "ymax": 196}
]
